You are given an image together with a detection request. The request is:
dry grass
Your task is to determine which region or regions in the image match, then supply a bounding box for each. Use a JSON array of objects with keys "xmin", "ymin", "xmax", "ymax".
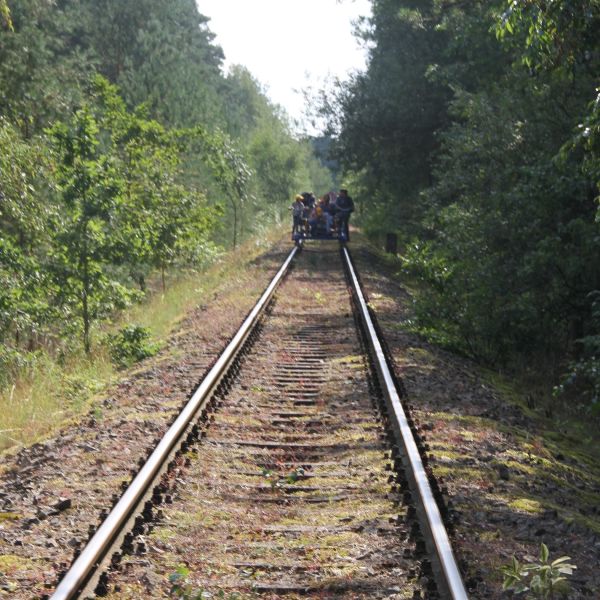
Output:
[
  {"xmin": 0, "ymin": 351, "xmax": 112, "ymax": 452},
  {"xmin": 0, "ymin": 229, "xmax": 286, "ymax": 453}
]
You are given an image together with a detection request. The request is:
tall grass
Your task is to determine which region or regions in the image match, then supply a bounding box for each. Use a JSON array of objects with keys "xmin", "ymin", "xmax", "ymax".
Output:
[
  {"xmin": 0, "ymin": 230, "xmax": 285, "ymax": 453},
  {"xmin": 0, "ymin": 351, "xmax": 113, "ymax": 453}
]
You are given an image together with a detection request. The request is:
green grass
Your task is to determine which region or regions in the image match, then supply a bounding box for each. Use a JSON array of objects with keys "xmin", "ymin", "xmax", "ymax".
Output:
[
  {"xmin": 0, "ymin": 230, "xmax": 285, "ymax": 454},
  {"xmin": 0, "ymin": 351, "xmax": 113, "ymax": 452}
]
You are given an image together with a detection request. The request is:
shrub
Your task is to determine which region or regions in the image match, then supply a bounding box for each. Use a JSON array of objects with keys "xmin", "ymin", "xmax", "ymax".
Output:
[
  {"xmin": 501, "ymin": 543, "xmax": 576, "ymax": 599},
  {"xmin": 0, "ymin": 346, "xmax": 37, "ymax": 388},
  {"xmin": 106, "ymin": 324, "xmax": 159, "ymax": 368}
]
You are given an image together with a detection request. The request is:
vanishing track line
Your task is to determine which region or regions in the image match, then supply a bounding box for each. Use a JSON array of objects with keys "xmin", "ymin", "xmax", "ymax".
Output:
[{"xmin": 51, "ymin": 245, "xmax": 466, "ymax": 600}]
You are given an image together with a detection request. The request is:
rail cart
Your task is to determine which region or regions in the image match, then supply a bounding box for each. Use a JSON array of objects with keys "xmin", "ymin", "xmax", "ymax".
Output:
[{"xmin": 292, "ymin": 214, "xmax": 350, "ymax": 246}]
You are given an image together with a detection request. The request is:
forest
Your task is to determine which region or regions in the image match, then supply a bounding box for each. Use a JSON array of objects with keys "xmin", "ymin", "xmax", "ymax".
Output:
[
  {"xmin": 319, "ymin": 0, "xmax": 600, "ymax": 418},
  {"xmin": 1, "ymin": 2, "xmax": 598, "ymax": 596},
  {"xmin": 0, "ymin": 0, "xmax": 332, "ymax": 389},
  {"xmin": 1, "ymin": 0, "xmax": 599, "ymax": 440}
]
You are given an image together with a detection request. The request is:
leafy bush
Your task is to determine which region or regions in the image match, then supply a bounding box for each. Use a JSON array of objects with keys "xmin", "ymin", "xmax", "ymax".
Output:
[
  {"xmin": 501, "ymin": 543, "xmax": 576, "ymax": 599},
  {"xmin": 106, "ymin": 325, "xmax": 159, "ymax": 368}
]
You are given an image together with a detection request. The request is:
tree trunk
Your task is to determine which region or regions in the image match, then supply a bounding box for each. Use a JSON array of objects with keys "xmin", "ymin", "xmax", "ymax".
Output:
[
  {"xmin": 82, "ymin": 261, "xmax": 91, "ymax": 354},
  {"xmin": 232, "ymin": 199, "xmax": 238, "ymax": 249},
  {"xmin": 81, "ymin": 224, "xmax": 91, "ymax": 354},
  {"xmin": 240, "ymin": 204, "xmax": 245, "ymax": 242}
]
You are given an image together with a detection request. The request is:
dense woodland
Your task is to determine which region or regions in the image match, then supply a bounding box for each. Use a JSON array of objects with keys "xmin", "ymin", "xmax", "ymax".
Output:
[
  {"xmin": 0, "ymin": 0, "xmax": 332, "ymax": 374},
  {"xmin": 320, "ymin": 0, "xmax": 600, "ymax": 415},
  {"xmin": 1, "ymin": 0, "xmax": 599, "ymax": 420}
]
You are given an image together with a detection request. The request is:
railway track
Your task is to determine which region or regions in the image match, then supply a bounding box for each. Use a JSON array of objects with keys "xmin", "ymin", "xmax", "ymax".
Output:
[{"xmin": 50, "ymin": 244, "xmax": 467, "ymax": 599}]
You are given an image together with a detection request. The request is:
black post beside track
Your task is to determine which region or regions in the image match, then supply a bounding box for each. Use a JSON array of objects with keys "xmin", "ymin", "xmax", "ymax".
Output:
[
  {"xmin": 341, "ymin": 246, "xmax": 468, "ymax": 600},
  {"xmin": 51, "ymin": 247, "xmax": 299, "ymax": 600}
]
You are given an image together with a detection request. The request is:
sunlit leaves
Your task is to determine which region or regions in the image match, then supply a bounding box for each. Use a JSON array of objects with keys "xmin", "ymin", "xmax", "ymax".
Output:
[
  {"xmin": 0, "ymin": 0, "xmax": 333, "ymax": 364},
  {"xmin": 501, "ymin": 543, "xmax": 577, "ymax": 597},
  {"xmin": 497, "ymin": 0, "xmax": 599, "ymax": 71},
  {"xmin": 0, "ymin": 0, "xmax": 12, "ymax": 30},
  {"xmin": 46, "ymin": 76, "xmax": 223, "ymax": 351},
  {"xmin": 0, "ymin": 118, "xmax": 56, "ymax": 341}
]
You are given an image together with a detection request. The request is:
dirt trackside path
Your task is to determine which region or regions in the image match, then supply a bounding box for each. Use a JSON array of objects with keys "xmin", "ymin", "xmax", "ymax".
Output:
[
  {"xmin": 0, "ymin": 239, "xmax": 291, "ymax": 598},
  {"xmin": 351, "ymin": 240, "xmax": 600, "ymax": 599}
]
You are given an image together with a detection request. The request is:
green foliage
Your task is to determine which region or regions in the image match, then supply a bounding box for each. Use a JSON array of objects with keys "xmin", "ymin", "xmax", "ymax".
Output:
[
  {"xmin": 566, "ymin": 88, "xmax": 600, "ymax": 220},
  {"xmin": 0, "ymin": 0, "xmax": 12, "ymax": 30},
  {"xmin": 501, "ymin": 543, "xmax": 576, "ymax": 598},
  {"xmin": 0, "ymin": 346, "xmax": 32, "ymax": 388},
  {"xmin": 0, "ymin": 0, "xmax": 90, "ymax": 132},
  {"xmin": 83, "ymin": 0, "xmax": 225, "ymax": 128},
  {"xmin": 327, "ymin": 0, "xmax": 600, "ymax": 409},
  {"xmin": 0, "ymin": 0, "xmax": 334, "ymax": 381},
  {"xmin": 497, "ymin": 0, "xmax": 599, "ymax": 71},
  {"xmin": 498, "ymin": 0, "xmax": 600, "ymax": 218},
  {"xmin": 44, "ymin": 75, "xmax": 226, "ymax": 351},
  {"xmin": 106, "ymin": 324, "xmax": 158, "ymax": 369},
  {"xmin": 0, "ymin": 117, "xmax": 56, "ymax": 344},
  {"xmin": 48, "ymin": 103, "xmax": 135, "ymax": 353},
  {"xmin": 204, "ymin": 130, "xmax": 254, "ymax": 249}
]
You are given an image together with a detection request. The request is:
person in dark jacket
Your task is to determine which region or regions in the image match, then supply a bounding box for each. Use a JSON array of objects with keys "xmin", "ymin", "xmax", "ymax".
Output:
[
  {"xmin": 301, "ymin": 192, "xmax": 316, "ymax": 233},
  {"xmin": 336, "ymin": 188, "xmax": 354, "ymax": 241}
]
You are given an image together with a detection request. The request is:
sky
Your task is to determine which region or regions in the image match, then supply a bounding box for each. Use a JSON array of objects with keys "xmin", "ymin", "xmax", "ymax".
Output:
[{"xmin": 196, "ymin": 0, "xmax": 372, "ymax": 131}]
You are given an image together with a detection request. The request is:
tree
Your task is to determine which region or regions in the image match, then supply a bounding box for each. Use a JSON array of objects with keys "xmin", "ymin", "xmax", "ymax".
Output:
[
  {"xmin": 322, "ymin": 0, "xmax": 451, "ymax": 237},
  {"xmin": 328, "ymin": 0, "xmax": 600, "ymax": 408},
  {"xmin": 80, "ymin": 0, "xmax": 225, "ymax": 128},
  {"xmin": 49, "ymin": 107, "xmax": 136, "ymax": 353},
  {"xmin": 201, "ymin": 131, "xmax": 253, "ymax": 249},
  {"xmin": 0, "ymin": 118, "xmax": 55, "ymax": 347},
  {"xmin": 498, "ymin": 0, "xmax": 600, "ymax": 215},
  {"xmin": 0, "ymin": 0, "xmax": 89, "ymax": 135},
  {"xmin": 0, "ymin": 0, "xmax": 334, "ymax": 364}
]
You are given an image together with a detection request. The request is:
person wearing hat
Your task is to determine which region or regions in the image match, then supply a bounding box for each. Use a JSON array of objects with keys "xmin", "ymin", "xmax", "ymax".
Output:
[{"xmin": 336, "ymin": 188, "xmax": 354, "ymax": 241}]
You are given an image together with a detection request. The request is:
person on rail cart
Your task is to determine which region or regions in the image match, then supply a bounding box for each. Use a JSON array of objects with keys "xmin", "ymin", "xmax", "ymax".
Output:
[
  {"xmin": 290, "ymin": 194, "xmax": 305, "ymax": 235},
  {"xmin": 300, "ymin": 192, "xmax": 316, "ymax": 233},
  {"xmin": 301, "ymin": 192, "xmax": 316, "ymax": 212},
  {"xmin": 336, "ymin": 188, "xmax": 354, "ymax": 241},
  {"xmin": 318, "ymin": 194, "xmax": 334, "ymax": 234},
  {"xmin": 308, "ymin": 203, "xmax": 327, "ymax": 236}
]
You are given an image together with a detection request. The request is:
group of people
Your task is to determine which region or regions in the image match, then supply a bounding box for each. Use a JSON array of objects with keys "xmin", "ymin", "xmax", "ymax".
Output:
[{"xmin": 291, "ymin": 189, "xmax": 355, "ymax": 241}]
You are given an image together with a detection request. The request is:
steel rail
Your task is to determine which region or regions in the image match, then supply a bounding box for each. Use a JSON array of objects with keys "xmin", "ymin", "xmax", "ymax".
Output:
[
  {"xmin": 51, "ymin": 246, "xmax": 299, "ymax": 600},
  {"xmin": 342, "ymin": 246, "xmax": 468, "ymax": 600}
]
